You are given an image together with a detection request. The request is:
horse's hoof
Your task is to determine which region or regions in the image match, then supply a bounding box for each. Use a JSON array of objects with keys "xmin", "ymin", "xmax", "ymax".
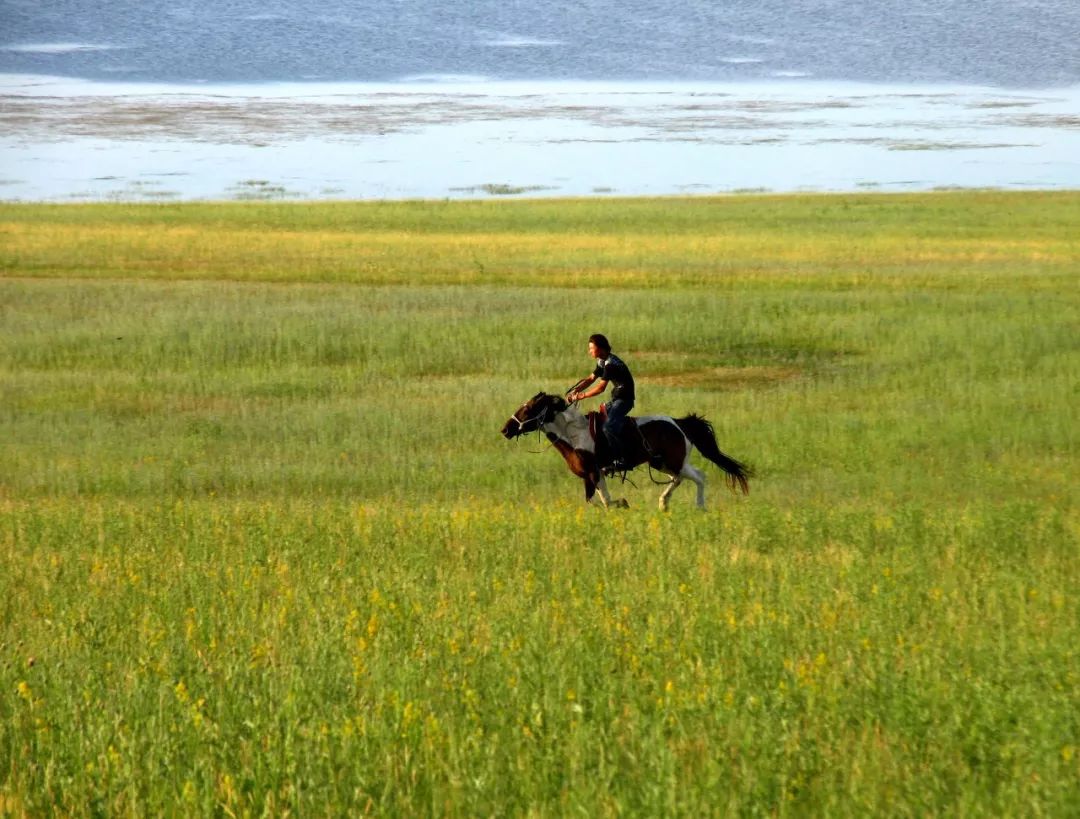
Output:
[{"xmin": 616, "ymin": 498, "xmax": 630, "ymax": 509}]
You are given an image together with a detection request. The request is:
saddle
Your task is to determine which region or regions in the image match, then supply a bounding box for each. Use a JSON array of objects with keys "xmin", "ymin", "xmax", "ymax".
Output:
[
  {"xmin": 585, "ymin": 408, "xmax": 640, "ymax": 466},
  {"xmin": 586, "ymin": 406, "xmax": 607, "ymax": 443}
]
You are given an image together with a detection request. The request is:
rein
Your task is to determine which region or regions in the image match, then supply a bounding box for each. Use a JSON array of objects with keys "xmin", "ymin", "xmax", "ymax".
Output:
[
  {"xmin": 525, "ymin": 425, "xmax": 555, "ymax": 454},
  {"xmin": 507, "ymin": 403, "xmax": 559, "ymax": 453}
]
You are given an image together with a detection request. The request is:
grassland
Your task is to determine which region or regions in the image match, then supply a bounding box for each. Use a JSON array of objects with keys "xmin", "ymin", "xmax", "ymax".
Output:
[{"xmin": 1, "ymin": 192, "xmax": 1078, "ymax": 816}]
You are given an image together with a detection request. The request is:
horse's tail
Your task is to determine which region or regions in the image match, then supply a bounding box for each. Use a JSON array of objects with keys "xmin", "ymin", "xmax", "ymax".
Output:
[{"xmin": 675, "ymin": 414, "xmax": 752, "ymax": 495}]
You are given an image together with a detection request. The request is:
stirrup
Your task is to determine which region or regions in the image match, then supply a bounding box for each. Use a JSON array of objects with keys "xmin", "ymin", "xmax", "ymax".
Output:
[{"xmin": 603, "ymin": 460, "xmax": 628, "ymax": 476}]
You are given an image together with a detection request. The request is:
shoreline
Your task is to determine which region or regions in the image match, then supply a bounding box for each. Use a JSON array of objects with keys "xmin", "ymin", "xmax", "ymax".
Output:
[
  {"xmin": 5, "ymin": 71, "xmax": 1080, "ymax": 95},
  {"xmin": 3, "ymin": 189, "xmax": 1079, "ymax": 210},
  {"xmin": 3, "ymin": 74, "xmax": 1079, "ymax": 203}
]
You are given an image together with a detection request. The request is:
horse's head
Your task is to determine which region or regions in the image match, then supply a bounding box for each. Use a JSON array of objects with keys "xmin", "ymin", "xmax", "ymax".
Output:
[{"xmin": 501, "ymin": 392, "xmax": 568, "ymax": 439}]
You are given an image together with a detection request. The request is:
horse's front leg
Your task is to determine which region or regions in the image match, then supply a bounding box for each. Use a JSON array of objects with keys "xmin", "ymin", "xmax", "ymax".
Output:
[
  {"xmin": 589, "ymin": 473, "xmax": 618, "ymax": 508},
  {"xmin": 571, "ymin": 449, "xmax": 623, "ymax": 508},
  {"xmin": 554, "ymin": 442, "xmax": 626, "ymax": 509},
  {"xmin": 577, "ymin": 451, "xmax": 615, "ymax": 508},
  {"xmin": 554, "ymin": 444, "xmax": 606, "ymax": 507},
  {"xmin": 588, "ymin": 468, "xmax": 629, "ymax": 509}
]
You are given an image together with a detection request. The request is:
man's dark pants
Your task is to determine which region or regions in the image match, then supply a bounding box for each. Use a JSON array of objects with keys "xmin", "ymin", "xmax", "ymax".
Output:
[{"xmin": 603, "ymin": 398, "xmax": 634, "ymax": 464}]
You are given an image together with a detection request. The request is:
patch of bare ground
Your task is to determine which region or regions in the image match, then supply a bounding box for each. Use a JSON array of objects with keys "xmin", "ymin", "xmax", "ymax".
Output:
[
  {"xmin": 997, "ymin": 114, "xmax": 1080, "ymax": 129},
  {"xmin": 640, "ymin": 362, "xmax": 802, "ymax": 390},
  {"xmin": 970, "ymin": 100, "xmax": 1040, "ymax": 109}
]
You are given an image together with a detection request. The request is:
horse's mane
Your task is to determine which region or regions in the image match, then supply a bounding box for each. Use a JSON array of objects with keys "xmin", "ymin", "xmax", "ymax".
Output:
[{"xmin": 539, "ymin": 392, "xmax": 569, "ymax": 412}]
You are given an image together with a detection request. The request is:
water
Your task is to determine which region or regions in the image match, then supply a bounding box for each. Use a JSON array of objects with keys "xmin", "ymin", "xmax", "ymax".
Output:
[
  {"xmin": 2, "ymin": 1, "xmax": 1078, "ymax": 201},
  {"xmin": 3, "ymin": 0, "xmax": 1078, "ymax": 87}
]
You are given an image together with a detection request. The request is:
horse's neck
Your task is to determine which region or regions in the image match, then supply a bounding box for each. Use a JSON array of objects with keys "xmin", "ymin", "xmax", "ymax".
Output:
[{"xmin": 544, "ymin": 407, "xmax": 594, "ymax": 452}]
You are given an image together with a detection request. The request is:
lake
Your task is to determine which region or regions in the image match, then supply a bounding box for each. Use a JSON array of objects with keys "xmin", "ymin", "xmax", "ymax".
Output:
[{"xmin": 2, "ymin": 1, "xmax": 1078, "ymax": 201}]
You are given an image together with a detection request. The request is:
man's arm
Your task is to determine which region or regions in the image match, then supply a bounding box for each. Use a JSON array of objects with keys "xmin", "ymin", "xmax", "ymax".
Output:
[
  {"xmin": 571, "ymin": 377, "xmax": 607, "ymax": 401},
  {"xmin": 566, "ymin": 374, "xmax": 595, "ymax": 399}
]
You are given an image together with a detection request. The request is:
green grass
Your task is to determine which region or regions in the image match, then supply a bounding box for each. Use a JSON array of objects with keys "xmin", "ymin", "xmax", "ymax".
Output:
[{"xmin": 1, "ymin": 192, "xmax": 1078, "ymax": 816}]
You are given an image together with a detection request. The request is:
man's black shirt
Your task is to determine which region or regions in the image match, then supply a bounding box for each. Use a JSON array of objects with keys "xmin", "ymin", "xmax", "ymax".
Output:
[{"xmin": 593, "ymin": 353, "xmax": 635, "ymax": 402}]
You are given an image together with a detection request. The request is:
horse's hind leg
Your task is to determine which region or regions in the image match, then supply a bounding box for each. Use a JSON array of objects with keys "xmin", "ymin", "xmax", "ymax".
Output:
[
  {"xmin": 660, "ymin": 464, "xmax": 706, "ymax": 511},
  {"xmin": 658, "ymin": 475, "xmax": 681, "ymax": 511},
  {"xmin": 681, "ymin": 462, "xmax": 707, "ymax": 509}
]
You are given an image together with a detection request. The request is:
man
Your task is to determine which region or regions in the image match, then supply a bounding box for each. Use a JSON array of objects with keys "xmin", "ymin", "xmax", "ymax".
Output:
[{"xmin": 567, "ymin": 333, "xmax": 636, "ymax": 473}]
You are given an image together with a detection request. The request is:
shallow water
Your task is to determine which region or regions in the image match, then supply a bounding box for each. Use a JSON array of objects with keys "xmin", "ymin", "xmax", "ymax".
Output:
[{"xmin": 2, "ymin": 75, "xmax": 1078, "ymax": 201}]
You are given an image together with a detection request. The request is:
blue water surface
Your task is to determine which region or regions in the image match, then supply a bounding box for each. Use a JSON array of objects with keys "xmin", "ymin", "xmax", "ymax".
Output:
[{"xmin": 2, "ymin": 0, "xmax": 1078, "ymax": 88}]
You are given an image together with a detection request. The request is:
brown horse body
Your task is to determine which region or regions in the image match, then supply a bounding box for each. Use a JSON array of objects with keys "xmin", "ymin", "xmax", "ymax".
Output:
[{"xmin": 502, "ymin": 393, "xmax": 751, "ymax": 510}]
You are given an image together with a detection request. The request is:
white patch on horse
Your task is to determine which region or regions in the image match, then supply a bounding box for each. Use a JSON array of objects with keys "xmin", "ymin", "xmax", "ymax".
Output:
[{"xmin": 546, "ymin": 405, "xmax": 594, "ymax": 452}]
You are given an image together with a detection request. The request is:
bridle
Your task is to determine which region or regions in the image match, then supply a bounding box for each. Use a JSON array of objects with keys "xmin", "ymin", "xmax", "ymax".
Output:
[
  {"xmin": 505, "ymin": 401, "xmax": 554, "ymax": 437},
  {"xmin": 506, "ymin": 395, "xmax": 571, "ymax": 445}
]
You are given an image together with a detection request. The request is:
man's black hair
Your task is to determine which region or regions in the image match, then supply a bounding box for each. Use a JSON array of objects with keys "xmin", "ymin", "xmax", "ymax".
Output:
[{"xmin": 589, "ymin": 333, "xmax": 611, "ymax": 353}]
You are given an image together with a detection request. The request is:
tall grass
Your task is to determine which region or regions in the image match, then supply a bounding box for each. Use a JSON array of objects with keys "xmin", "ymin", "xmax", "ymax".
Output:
[
  {"xmin": 1, "ymin": 192, "xmax": 1077, "ymax": 815},
  {"xmin": 4, "ymin": 500, "xmax": 1077, "ymax": 815}
]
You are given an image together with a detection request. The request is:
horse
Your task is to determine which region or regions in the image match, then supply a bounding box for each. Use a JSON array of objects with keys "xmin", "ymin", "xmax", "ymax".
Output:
[{"xmin": 501, "ymin": 392, "xmax": 751, "ymax": 510}]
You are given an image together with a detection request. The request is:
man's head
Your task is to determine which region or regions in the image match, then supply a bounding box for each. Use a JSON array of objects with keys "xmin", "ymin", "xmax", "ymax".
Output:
[{"xmin": 588, "ymin": 333, "xmax": 611, "ymax": 359}]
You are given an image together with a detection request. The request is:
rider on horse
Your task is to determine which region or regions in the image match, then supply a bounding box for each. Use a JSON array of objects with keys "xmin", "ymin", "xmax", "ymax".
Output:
[{"xmin": 567, "ymin": 333, "xmax": 635, "ymax": 474}]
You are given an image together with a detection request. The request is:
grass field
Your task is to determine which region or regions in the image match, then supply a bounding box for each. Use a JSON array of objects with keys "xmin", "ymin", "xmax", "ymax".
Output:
[{"xmin": 1, "ymin": 192, "xmax": 1078, "ymax": 815}]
